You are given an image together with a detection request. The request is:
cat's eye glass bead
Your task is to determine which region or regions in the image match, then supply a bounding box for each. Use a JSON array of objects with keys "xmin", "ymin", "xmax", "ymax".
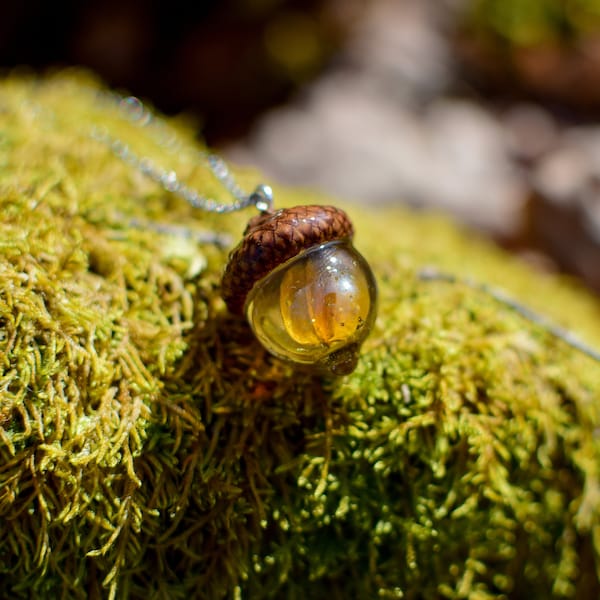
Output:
[{"xmin": 245, "ymin": 240, "xmax": 377, "ymax": 375}]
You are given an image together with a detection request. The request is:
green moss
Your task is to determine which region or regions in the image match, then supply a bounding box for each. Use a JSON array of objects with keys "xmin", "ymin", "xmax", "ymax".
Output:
[
  {"xmin": 1, "ymin": 71, "xmax": 600, "ymax": 599},
  {"xmin": 463, "ymin": 0, "xmax": 600, "ymax": 47}
]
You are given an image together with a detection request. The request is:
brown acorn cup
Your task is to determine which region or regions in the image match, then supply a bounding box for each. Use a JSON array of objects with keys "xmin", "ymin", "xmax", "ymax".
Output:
[{"xmin": 221, "ymin": 205, "xmax": 354, "ymax": 315}]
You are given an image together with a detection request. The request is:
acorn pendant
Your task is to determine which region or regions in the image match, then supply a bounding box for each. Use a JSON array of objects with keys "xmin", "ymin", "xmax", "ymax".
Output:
[{"xmin": 221, "ymin": 205, "xmax": 377, "ymax": 375}]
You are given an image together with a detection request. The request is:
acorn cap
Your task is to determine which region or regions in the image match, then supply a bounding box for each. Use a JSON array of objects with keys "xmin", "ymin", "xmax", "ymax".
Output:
[{"xmin": 221, "ymin": 205, "xmax": 354, "ymax": 314}]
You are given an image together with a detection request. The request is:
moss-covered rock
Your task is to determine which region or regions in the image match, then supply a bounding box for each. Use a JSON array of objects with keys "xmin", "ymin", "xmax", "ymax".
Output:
[{"xmin": 1, "ymin": 71, "xmax": 600, "ymax": 599}]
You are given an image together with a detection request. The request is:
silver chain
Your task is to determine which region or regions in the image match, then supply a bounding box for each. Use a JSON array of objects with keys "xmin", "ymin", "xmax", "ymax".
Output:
[
  {"xmin": 91, "ymin": 92, "xmax": 274, "ymax": 214},
  {"xmin": 418, "ymin": 268, "xmax": 600, "ymax": 363}
]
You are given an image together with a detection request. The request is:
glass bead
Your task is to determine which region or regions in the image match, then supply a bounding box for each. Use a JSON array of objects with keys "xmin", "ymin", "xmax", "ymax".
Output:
[{"xmin": 245, "ymin": 240, "xmax": 377, "ymax": 375}]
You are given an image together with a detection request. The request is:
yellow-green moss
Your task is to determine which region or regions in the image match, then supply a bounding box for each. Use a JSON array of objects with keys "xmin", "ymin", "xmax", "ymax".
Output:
[{"xmin": 1, "ymin": 71, "xmax": 600, "ymax": 599}]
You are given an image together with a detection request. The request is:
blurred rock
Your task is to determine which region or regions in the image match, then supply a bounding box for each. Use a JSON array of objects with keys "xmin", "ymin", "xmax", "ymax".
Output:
[
  {"xmin": 228, "ymin": 0, "xmax": 525, "ymax": 236},
  {"xmin": 503, "ymin": 103, "xmax": 559, "ymax": 165},
  {"xmin": 529, "ymin": 129, "xmax": 600, "ymax": 292},
  {"xmin": 341, "ymin": 0, "xmax": 454, "ymax": 103}
]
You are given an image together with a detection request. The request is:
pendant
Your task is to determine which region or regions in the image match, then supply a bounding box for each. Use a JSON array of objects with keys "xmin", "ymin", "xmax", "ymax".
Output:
[{"xmin": 221, "ymin": 204, "xmax": 377, "ymax": 375}]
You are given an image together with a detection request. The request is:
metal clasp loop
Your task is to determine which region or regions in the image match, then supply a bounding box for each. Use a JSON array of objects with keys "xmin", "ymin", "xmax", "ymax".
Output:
[{"xmin": 250, "ymin": 184, "xmax": 274, "ymax": 213}]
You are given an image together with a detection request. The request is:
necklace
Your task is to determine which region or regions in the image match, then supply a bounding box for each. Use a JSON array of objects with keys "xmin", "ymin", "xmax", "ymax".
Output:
[
  {"xmin": 91, "ymin": 94, "xmax": 275, "ymax": 214},
  {"xmin": 92, "ymin": 91, "xmax": 378, "ymax": 376},
  {"xmin": 87, "ymin": 90, "xmax": 600, "ymax": 370}
]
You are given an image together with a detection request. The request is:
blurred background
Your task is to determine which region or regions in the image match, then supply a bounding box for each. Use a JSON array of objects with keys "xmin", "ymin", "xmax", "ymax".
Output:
[{"xmin": 1, "ymin": 0, "xmax": 600, "ymax": 293}]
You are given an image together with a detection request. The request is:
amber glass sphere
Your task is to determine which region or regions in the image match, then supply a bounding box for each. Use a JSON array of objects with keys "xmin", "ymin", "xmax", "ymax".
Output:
[{"xmin": 245, "ymin": 240, "xmax": 377, "ymax": 375}]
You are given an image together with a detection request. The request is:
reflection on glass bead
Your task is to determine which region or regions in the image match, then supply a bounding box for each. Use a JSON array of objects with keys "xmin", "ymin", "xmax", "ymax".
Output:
[{"xmin": 245, "ymin": 240, "xmax": 377, "ymax": 375}]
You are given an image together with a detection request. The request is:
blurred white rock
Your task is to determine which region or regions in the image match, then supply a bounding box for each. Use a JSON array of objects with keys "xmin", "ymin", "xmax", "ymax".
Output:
[{"xmin": 227, "ymin": 0, "xmax": 526, "ymax": 236}]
